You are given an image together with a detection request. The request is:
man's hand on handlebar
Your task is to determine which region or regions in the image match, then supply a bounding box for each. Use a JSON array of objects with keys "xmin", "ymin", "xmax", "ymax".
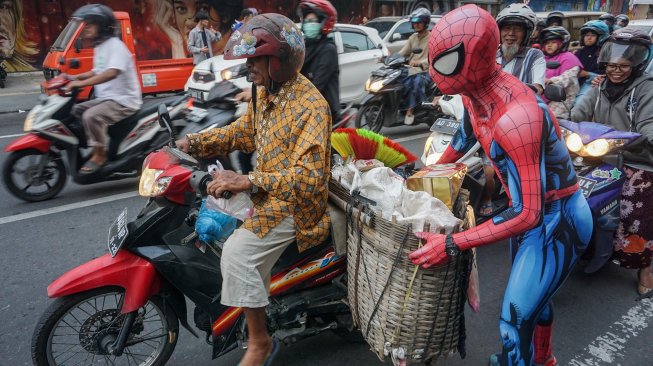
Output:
[
  {"xmin": 235, "ymin": 88, "xmax": 252, "ymax": 103},
  {"xmin": 62, "ymin": 80, "xmax": 83, "ymax": 92},
  {"xmin": 206, "ymin": 170, "xmax": 252, "ymax": 198}
]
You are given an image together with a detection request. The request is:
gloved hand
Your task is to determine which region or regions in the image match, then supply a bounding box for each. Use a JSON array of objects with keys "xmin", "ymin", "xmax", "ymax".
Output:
[{"xmin": 409, "ymin": 232, "xmax": 450, "ymax": 268}]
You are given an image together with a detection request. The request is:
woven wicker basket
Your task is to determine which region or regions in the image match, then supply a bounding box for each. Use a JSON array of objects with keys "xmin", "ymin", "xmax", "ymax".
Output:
[{"xmin": 329, "ymin": 179, "xmax": 473, "ymax": 365}]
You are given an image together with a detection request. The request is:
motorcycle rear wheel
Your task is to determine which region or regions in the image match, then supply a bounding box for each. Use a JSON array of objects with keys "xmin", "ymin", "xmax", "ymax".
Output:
[
  {"xmin": 31, "ymin": 287, "xmax": 179, "ymax": 366},
  {"xmin": 3, "ymin": 149, "xmax": 67, "ymax": 202},
  {"xmin": 355, "ymin": 102, "xmax": 385, "ymax": 133}
]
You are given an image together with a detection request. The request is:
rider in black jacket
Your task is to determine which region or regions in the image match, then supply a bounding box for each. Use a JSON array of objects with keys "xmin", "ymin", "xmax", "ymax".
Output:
[{"xmin": 298, "ymin": 0, "xmax": 340, "ymax": 119}]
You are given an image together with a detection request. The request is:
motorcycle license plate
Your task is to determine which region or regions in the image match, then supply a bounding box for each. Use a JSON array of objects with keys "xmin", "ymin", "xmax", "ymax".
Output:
[
  {"xmin": 430, "ymin": 118, "xmax": 460, "ymax": 135},
  {"xmin": 107, "ymin": 208, "xmax": 129, "ymax": 257},
  {"xmin": 189, "ymin": 89, "xmax": 205, "ymax": 102},
  {"xmin": 577, "ymin": 176, "xmax": 597, "ymax": 198}
]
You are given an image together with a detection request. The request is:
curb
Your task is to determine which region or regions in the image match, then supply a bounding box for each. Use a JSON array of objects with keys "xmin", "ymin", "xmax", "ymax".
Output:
[{"xmin": 6, "ymin": 71, "xmax": 43, "ymax": 78}]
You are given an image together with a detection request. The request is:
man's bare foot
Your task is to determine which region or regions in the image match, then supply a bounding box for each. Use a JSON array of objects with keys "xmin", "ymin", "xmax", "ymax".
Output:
[{"xmin": 239, "ymin": 338, "xmax": 272, "ymax": 366}]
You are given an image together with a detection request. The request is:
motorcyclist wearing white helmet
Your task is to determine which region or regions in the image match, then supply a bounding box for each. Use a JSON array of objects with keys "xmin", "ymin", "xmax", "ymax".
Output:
[{"xmin": 398, "ymin": 8, "xmax": 431, "ymax": 125}]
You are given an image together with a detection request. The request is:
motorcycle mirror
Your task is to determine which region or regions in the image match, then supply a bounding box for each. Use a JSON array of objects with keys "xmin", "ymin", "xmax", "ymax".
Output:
[
  {"xmin": 546, "ymin": 60, "xmax": 561, "ymax": 69},
  {"xmin": 412, "ymin": 48, "xmax": 422, "ymax": 54},
  {"xmin": 544, "ymin": 84, "xmax": 566, "ymax": 102},
  {"xmin": 157, "ymin": 104, "xmax": 175, "ymax": 146},
  {"xmin": 69, "ymin": 58, "xmax": 80, "ymax": 69}
]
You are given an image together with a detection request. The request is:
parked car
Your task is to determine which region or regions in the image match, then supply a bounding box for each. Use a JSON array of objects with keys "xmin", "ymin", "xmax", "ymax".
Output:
[
  {"xmin": 365, "ymin": 15, "xmax": 441, "ymax": 54},
  {"xmin": 628, "ymin": 19, "xmax": 653, "ymax": 37},
  {"xmin": 184, "ymin": 23, "xmax": 389, "ymax": 106}
]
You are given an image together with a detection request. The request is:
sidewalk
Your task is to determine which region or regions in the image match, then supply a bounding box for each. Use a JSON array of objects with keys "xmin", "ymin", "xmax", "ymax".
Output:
[{"xmin": 0, "ymin": 72, "xmax": 43, "ymax": 115}]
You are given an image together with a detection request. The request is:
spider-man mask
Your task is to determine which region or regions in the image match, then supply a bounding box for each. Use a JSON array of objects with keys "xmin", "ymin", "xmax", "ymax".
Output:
[{"xmin": 428, "ymin": 5, "xmax": 500, "ymax": 95}]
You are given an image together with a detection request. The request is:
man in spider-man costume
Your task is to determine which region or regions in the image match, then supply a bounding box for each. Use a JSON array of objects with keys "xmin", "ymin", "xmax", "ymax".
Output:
[{"xmin": 408, "ymin": 5, "xmax": 593, "ymax": 366}]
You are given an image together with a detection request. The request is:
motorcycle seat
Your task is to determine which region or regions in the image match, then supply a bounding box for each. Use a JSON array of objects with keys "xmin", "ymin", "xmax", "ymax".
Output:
[
  {"xmin": 106, "ymin": 102, "xmax": 167, "ymax": 159},
  {"xmin": 273, "ymin": 236, "xmax": 333, "ymax": 272}
]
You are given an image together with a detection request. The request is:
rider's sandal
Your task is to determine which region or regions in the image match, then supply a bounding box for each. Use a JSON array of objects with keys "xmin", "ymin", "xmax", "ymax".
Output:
[
  {"xmin": 636, "ymin": 269, "xmax": 653, "ymax": 300},
  {"xmin": 80, "ymin": 160, "xmax": 103, "ymax": 174},
  {"xmin": 479, "ymin": 202, "xmax": 495, "ymax": 217}
]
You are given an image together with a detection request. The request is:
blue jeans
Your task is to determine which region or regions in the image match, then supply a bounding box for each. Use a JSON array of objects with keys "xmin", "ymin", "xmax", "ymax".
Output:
[
  {"xmin": 402, "ymin": 72, "xmax": 428, "ymax": 110},
  {"xmin": 575, "ymin": 72, "xmax": 598, "ymax": 104}
]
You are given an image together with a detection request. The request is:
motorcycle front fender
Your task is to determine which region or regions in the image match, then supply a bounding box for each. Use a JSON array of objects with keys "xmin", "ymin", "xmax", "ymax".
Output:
[
  {"xmin": 48, "ymin": 250, "xmax": 162, "ymax": 314},
  {"xmin": 5, "ymin": 134, "xmax": 52, "ymax": 153}
]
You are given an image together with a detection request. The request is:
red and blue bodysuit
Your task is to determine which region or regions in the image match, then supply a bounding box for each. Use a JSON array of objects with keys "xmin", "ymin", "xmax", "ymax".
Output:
[{"xmin": 408, "ymin": 6, "xmax": 593, "ymax": 366}]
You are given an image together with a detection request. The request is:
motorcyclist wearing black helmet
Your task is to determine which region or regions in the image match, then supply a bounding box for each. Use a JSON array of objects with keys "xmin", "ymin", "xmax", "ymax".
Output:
[
  {"xmin": 615, "ymin": 14, "xmax": 629, "ymax": 29},
  {"xmin": 546, "ymin": 11, "xmax": 564, "ymax": 27},
  {"xmin": 398, "ymin": 8, "xmax": 431, "ymax": 125},
  {"xmin": 64, "ymin": 4, "xmax": 142, "ymax": 173},
  {"xmin": 572, "ymin": 28, "xmax": 653, "ymax": 299},
  {"xmin": 599, "ymin": 13, "xmax": 617, "ymax": 33}
]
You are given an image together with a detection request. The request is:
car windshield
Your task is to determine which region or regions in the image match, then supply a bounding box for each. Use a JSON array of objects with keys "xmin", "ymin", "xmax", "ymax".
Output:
[
  {"xmin": 52, "ymin": 19, "xmax": 82, "ymax": 51},
  {"xmin": 366, "ymin": 21, "xmax": 395, "ymax": 38}
]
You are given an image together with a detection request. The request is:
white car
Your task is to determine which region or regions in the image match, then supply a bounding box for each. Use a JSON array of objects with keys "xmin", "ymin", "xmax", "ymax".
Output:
[
  {"xmin": 185, "ymin": 24, "xmax": 389, "ymax": 106},
  {"xmin": 365, "ymin": 15, "xmax": 441, "ymax": 54},
  {"xmin": 629, "ymin": 19, "xmax": 653, "ymax": 37}
]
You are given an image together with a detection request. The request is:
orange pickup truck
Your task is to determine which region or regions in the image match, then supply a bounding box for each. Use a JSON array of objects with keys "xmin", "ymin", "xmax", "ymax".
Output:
[{"xmin": 41, "ymin": 11, "xmax": 194, "ymax": 100}]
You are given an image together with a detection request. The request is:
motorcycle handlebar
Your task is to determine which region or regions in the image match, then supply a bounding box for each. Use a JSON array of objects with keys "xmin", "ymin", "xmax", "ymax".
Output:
[{"xmin": 189, "ymin": 170, "xmax": 232, "ymax": 199}]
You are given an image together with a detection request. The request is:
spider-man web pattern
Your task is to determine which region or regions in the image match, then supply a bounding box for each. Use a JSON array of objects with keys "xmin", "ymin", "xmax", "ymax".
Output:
[{"xmin": 410, "ymin": 5, "xmax": 594, "ymax": 365}]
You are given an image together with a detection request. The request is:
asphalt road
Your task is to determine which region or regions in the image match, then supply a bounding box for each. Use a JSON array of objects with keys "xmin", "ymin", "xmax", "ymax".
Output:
[{"xmin": 0, "ymin": 110, "xmax": 652, "ymax": 366}]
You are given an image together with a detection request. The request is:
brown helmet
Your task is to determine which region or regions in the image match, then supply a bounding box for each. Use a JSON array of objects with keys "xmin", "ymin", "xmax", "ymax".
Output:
[{"xmin": 224, "ymin": 13, "xmax": 305, "ymax": 84}]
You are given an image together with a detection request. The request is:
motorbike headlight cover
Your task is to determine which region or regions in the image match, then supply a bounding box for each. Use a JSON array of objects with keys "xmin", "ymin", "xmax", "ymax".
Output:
[
  {"xmin": 585, "ymin": 138, "xmax": 610, "ymax": 157},
  {"xmin": 565, "ymin": 133, "xmax": 583, "ymax": 153},
  {"xmin": 221, "ymin": 64, "xmax": 247, "ymax": 81},
  {"xmin": 368, "ymin": 79, "xmax": 386, "ymax": 93},
  {"xmin": 24, "ymin": 110, "xmax": 37, "ymax": 132},
  {"xmin": 365, "ymin": 78, "xmax": 372, "ymax": 91},
  {"xmin": 139, "ymin": 168, "xmax": 171, "ymax": 197}
]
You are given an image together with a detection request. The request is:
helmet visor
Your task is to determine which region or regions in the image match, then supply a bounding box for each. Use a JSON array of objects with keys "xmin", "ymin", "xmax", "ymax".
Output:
[{"xmin": 598, "ymin": 41, "xmax": 650, "ymax": 67}]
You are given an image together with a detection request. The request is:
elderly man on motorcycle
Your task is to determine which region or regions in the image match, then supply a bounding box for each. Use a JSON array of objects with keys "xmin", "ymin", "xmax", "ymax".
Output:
[
  {"xmin": 176, "ymin": 14, "xmax": 331, "ymax": 366},
  {"xmin": 398, "ymin": 8, "xmax": 431, "ymax": 125}
]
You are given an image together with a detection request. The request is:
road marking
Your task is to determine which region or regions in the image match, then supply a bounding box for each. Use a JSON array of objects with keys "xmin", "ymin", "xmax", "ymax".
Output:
[
  {"xmin": 567, "ymin": 298, "xmax": 653, "ymax": 366},
  {"xmin": 392, "ymin": 132, "xmax": 431, "ymax": 143},
  {"xmin": 0, "ymin": 191, "xmax": 140, "ymax": 225},
  {"xmin": 0, "ymin": 133, "xmax": 24, "ymax": 139},
  {"xmin": 0, "ymin": 91, "xmax": 40, "ymax": 96}
]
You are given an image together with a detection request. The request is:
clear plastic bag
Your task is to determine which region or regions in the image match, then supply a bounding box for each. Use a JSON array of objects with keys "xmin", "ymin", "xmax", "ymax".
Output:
[{"xmin": 205, "ymin": 159, "xmax": 255, "ymax": 221}]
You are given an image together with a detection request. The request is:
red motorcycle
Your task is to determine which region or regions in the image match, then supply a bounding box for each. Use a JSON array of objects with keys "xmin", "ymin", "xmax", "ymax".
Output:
[{"xmin": 31, "ymin": 105, "xmax": 354, "ymax": 365}]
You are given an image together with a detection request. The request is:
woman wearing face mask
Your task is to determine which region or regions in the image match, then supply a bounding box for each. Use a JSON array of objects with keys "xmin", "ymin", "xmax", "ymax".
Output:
[
  {"xmin": 572, "ymin": 29, "xmax": 653, "ymax": 299},
  {"xmin": 575, "ymin": 20, "xmax": 610, "ymax": 102},
  {"xmin": 298, "ymin": 0, "xmax": 340, "ymax": 120},
  {"xmin": 541, "ymin": 26, "xmax": 583, "ymax": 118}
]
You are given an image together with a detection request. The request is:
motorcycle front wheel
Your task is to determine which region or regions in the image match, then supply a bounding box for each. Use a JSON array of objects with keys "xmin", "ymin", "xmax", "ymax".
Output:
[
  {"xmin": 2, "ymin": 149, "xmax": 67, "ymax": 202},
  {"xmin": 355, "ymin": 102, "xmax": 385, "ymax": 133},
  {"xmin": 31, "ymin": 287, "xmax": 179, "ymax": 366}
]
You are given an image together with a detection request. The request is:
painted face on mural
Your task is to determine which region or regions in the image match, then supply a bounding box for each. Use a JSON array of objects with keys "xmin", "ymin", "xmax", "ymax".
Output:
[{"xmin": 0, "ymin": 0, "xmax": 17, "ymax": 58}]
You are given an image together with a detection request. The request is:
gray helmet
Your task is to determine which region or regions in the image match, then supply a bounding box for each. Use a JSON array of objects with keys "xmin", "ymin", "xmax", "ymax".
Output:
[
  {"xmin": 409, "ymin": 8, "xmax": 431, "ymax": 26},
  {"xmin": 496, "ymin": 3, "xmax": 538, "ymax": 46},
  {"xmin": 616, "ymin": 14, "xmax": 629, "ymax": 27},
  {"xmin": 72, "ymin": 4, "xmax": 115, "ymax": 39},
  {"xmin": 546, "ymin": 11, "xmax": 564, "ymax": 27}
]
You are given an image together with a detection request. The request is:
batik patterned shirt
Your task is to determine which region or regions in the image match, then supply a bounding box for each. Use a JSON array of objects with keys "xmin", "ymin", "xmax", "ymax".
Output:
[{"xmin": 187, "ymin": 74, "xmax": 332, "ymax": 252}]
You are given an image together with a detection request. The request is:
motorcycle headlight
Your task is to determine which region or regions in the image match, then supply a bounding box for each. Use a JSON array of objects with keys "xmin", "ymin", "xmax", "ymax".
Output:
[
  {"xmin": 139, "ymin": 168, "xmax": 172, "ymax": 197},
  {"xmin": 585, "ymin": 138, "xmax": 610, "ymax": 157},
  {"xmin": 565, "ymin": 133, "xmax": 583, "ymax": 153},
  {"xmin": 221, "ymin": 64, "xmax": 247, "ymax": 81},
  {"xmin": 24, "ymin": 110, "xmax": 37, "ymax": 132}
]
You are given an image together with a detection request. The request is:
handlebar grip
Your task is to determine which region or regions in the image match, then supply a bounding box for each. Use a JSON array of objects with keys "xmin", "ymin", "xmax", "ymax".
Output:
[{"xmin": 221, "ymin": 191, "xmax": 233, "ymax": 199}]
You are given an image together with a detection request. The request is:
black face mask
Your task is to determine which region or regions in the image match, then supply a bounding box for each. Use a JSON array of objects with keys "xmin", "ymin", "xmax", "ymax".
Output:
[{"xmin": 604, "ymin": 71, "xmax": 639, "ymax": 102}]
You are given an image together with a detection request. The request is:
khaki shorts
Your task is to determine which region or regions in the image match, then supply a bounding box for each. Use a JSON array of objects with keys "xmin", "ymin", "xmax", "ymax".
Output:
[{"xmin": 220, "ymin": 217, "xmax": 295, "ymax": 308}]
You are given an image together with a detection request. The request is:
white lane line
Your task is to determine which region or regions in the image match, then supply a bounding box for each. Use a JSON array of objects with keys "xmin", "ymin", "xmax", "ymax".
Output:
[
  {"xmin": 567, "ymin": 298, "xmax": 653, "ymax": 366},
  {"xmin": 392, "ymin": 132, "xmax": 431, "ymax": 143},
  {"xmin": 0, "ymin": 191, "xmax": 140, "ymax": 225},
  {"xmin": 0, "ymin": 133, "xmax": 24, "ymax": 139}
]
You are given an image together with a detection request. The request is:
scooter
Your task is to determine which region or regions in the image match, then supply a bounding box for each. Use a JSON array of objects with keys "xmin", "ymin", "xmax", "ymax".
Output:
[
  {"xmin": 355, "ymin": 52, "xmax": 442, "ymax": 132},
  {"xmin": 421, "ymin": 95, "xmax": 508, "ymax": 223},
  {"xmin": 0, "ymin": 59, "xmax": 7, "ymax": 88},
  {"xmin": 31, "ymin": 105, "xmax": 355, "ymax": 365},
  {"xmin": 2, "ymin": 76, "xmax": 188, "ymax": 202},
  {"xmin": 558, "ymin": 119, "xmax": 641, "ymax": 273},
  {"xmin": 545, "ymin": 84, "xmax": 642, "ymax": 273}
]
